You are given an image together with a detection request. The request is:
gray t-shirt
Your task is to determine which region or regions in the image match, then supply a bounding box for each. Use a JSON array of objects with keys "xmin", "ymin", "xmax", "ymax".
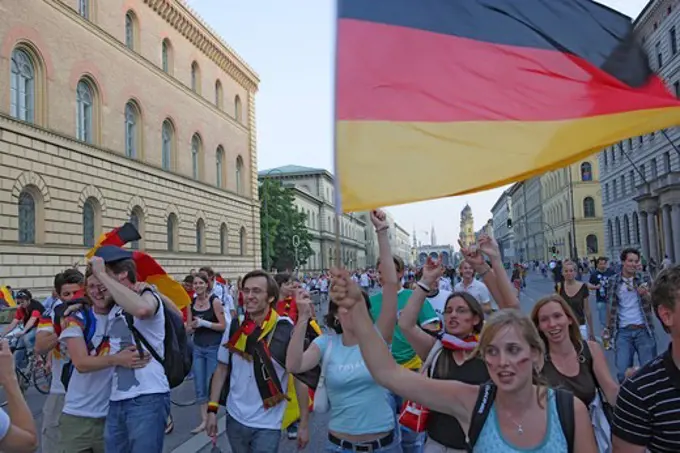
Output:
[{"xmin": 0, "ymin": 407, "xmax": 10, "ymax": 441}]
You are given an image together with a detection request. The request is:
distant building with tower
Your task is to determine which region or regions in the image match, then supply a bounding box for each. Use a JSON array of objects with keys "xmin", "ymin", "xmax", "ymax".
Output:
[
  {"xmin": 413, "ymin": 224, "xmax": 457, "ymax": 267},
  {"xmin": 459, "ymin": 204, "xmax": 475, "ymax": 247}
]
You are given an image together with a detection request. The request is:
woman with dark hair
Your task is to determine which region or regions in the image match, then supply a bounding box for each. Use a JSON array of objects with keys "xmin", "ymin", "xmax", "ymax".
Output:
[
  {"xmin": 399, "ymin": 236, "xmax": 520, "ymax": 452},
  {"xmin": 286, "ymin": 210, "xmax": 402, "ymax": 452}
]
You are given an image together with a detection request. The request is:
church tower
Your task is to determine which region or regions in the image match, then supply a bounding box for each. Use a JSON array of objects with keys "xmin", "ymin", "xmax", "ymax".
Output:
[
  {"xmin": 430, "ymin": 224, "xmax": 437, "ymax": 246},
  {"xmin": 459, "ymin": 204, "xmax": 475, "ymax": 247}
]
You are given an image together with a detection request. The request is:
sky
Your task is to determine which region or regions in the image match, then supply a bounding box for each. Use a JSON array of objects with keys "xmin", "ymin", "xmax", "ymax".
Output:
[{"xmin": 186, "ymin": 0, "xmax": 649, "ymax": 247}]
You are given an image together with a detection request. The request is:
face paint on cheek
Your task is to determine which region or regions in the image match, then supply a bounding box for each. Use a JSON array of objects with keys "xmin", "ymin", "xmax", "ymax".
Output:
[{"xmin": 515, "ymin": 356, "xmax": 532, "ymax": 367}]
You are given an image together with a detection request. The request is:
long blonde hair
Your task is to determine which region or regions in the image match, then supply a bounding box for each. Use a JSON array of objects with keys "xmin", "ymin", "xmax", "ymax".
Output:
[
  {"xmin": 530, "ymin": 294, "xmax": 583, "ymax": 353},
  {"xmin": 477, "ymin": 309, "xmax": 548, "ymax": 407}
]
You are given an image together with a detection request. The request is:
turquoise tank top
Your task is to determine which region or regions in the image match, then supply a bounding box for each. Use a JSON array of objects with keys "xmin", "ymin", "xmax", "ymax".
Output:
[{"xmin": 473, "ymin": 389, "xmax": 567, "ymax": 452}]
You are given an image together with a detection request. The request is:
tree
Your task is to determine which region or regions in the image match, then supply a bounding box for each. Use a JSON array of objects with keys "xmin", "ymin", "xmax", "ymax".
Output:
[{"xmin": 259, "ymin": 180, "xmax": 313, "ymax": 271}]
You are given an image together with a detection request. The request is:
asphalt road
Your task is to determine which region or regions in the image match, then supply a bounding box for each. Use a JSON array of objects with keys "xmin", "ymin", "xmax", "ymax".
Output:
[{"xmin": 4, "ymin": 273, "xmax": 670, "ymax": 452}]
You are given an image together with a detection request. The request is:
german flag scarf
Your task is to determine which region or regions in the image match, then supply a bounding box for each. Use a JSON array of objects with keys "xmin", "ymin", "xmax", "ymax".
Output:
[
  {"xmin": 275, "ymin": 297, "xmax": 322, "ymax": 339},
  {"xmin": 227, "ymin": 309, "xmax": 287, "ymax": 408}
]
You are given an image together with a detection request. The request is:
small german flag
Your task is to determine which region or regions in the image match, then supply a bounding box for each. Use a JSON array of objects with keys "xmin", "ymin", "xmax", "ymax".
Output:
[
  {"xmin": 335, "ymin": 0, "xmax": 680, "ymax": 211},
  {"xmin": 86, "ymin": 223, "xmax": 141, "ymax": 259}
]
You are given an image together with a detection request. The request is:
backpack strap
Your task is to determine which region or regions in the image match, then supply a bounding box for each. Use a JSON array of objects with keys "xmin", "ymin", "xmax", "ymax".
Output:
[
  {"xmin": 467, "ymin": 382, "xmax": 497, "ymax": 452},
  {"xmin": 123, "ymin": 289, "xmax": 164, "ymax": 365},
  {"xmin": 554, "ymin": 388, "xmax": 575, "ymax": 453}
]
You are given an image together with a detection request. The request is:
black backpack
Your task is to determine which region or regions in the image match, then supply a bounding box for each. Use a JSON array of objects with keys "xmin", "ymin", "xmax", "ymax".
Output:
[
  {"xmin": 124, "ymin": 289, "xmax": 192, "ymax": 389},
  {"xmin": 467, "ymin": 383, "xmax": 574, "ymax": 453}
]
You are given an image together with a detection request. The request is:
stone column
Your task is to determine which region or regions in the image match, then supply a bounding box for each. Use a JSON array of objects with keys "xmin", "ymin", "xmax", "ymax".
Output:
[
  {"xmin": 662, "ymin": 205, "xmax": 674, "ymax": 262},
  {"xmin": 640, "ymin": 211, "xmax": 650, "ymax": 261},
  {"xmin": 672, "ymin": 205, "xmax": 680, "ymax": 265},
  {"xmin": 647, "ymin": 211, "xmax": 659, "ymax": 262}
]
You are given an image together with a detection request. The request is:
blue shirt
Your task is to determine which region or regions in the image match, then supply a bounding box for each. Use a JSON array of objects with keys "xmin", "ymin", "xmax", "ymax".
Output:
[{"xmin": 313, "ymin": 334, "xmax": 394, "ymax": 435}]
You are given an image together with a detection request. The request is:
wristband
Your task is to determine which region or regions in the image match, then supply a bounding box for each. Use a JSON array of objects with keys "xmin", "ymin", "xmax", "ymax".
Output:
[
  {"xmin": 477, "ymin": 267, "xmax": 491, "ymax": 278},
  {"xmin": 207, "ymin": 402, "xmax": 219, "ymax": 413},
  {"xmin": 416, "ymin": 281, "xmax": 431, "ymax": 293},
  {"xmin": 197, "ymin": 318, "xmax": 212, "ymax": 329},
  {"xmin": 376, "ymin": 225, "xmax": 389, "ymax": 233}
]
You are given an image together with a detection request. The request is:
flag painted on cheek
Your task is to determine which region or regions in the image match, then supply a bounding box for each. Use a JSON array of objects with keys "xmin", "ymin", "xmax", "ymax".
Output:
[{"xmin": 334, "ymin": 0, "xmax": 680, "ymax": 212}]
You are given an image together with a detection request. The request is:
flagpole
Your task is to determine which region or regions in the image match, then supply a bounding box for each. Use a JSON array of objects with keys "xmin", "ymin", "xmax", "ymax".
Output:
[{"xmin": 332, "ymin": 0, "xmax": 343, "ymax": 269}]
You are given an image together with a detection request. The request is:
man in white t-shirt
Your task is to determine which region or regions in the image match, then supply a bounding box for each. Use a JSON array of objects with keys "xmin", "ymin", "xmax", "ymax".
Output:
[
  {"xmin": 91, "ymin": 247, "xmax": 170, "ymax": 452},
  {"xmin": 206, "ymin": 270, "xmax": 314, "ymax": 452},
  {"xmin": 423, "ymin": 285, "xmax": 452, "ymax": 322},
  {"xmin": 454, "ymin": 261, "xmax": 495, "ymax": 314},
  {"xmin": 34, "ymin": 269, "xmax": 85, "ymax": 453},
  {"xmin": 58, "ymin": 267, "xmax": 151, "ymax": 452}
]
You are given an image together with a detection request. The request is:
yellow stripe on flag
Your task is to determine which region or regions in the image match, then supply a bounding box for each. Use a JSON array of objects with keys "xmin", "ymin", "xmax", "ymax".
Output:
[
  {"xmin": 85, "ymin": 233, "xmax": 108, "ymax": 259},
  {"xmin": 1, "ymin": 286, "xmax": 15, "ymax": 307},
  {"xmin": 336, "ymin": 106, "xmax": 680, "ymax": 211}
]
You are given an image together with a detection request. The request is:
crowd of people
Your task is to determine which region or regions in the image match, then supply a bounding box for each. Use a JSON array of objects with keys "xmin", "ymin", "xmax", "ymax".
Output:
[{"xmin": 0, "ymin": 209, "xmax": 678, "ymax": 453}]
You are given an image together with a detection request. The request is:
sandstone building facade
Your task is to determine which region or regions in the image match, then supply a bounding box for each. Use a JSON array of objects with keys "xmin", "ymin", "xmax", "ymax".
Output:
[{"xmin": 1, "ymin": 0, "xmax": 261, "ymax": 293}]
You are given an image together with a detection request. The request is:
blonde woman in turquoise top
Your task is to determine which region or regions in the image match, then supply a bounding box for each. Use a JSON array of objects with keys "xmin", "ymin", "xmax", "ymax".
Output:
[{"xmin": 329, "ymin": 260, "xmax": 598, "ymax": 452}]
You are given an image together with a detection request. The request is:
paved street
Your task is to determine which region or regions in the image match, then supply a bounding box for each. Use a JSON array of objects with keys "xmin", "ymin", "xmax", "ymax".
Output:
[{"xmin": 4, "ymin": 272, "xmax": 671, "ymax": 452}]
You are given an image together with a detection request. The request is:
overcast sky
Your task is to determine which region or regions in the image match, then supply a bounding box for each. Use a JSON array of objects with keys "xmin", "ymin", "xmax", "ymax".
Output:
[{"xmin": 186, "ymin": 0, "xmax": 650, "ymax": 246}]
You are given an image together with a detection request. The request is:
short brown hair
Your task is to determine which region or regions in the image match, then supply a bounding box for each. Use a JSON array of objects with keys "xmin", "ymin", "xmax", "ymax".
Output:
[
  {"xmin": 651, "ymin": 266, "xmax": 680, "ymax": 333},
  {"xmin": 376, "ymin": 255, "xmax": 404, "ymax": 272},
  {"xmin": 242, "ymin": 270, "xmax": 279, "ymax": 304},
  {"xmin": 199, "ymin": 266, "xmax": 215, "ymax": 278},
  {"xmin": 106, "ymin": 259, "xmax": 137, "ymax": 283}
]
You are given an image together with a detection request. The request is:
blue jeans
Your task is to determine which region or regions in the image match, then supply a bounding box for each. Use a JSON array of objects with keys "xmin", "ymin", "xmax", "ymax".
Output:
[
  {"xmin": 192, "ymin": 343, "xmax": 220, "ymax": 404},
  {"xmin": 390, "ymin": 391, "xmax": 423, "ymax": 453},
  {"xmin": 615, "ymin": 326, "xmax": 657, "ymax": 383},
  {"xmin": 105, "ymin": 393, "xmax": 170, "ymax": 453},
  {"xmin": 225, "ymin": 413, "xmax": 281, "ymax": 453},
  {"xmin": 14, "ymin": 329, "xmax": 37, "ymax": 369},
  {"xmin": 325, "ymin": 438, "xmax": 402, "ymax": 453},
  {"xmin": 596, "ymin": 302, "xmax": 608, "ymax": 331}
]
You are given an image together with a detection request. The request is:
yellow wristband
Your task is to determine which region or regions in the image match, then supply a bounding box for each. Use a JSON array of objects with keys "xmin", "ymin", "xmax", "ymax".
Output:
[{"xmin": 207, "ymin": 401, "xmax": 219, "ymax": 408}]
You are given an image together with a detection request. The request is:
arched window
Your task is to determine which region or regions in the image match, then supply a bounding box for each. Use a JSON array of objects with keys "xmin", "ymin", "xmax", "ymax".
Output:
[
  {"xmin": 191, "ymin": 134, "xmax": 202, "ymax": 180},
  {"xmin": 129, "ymin": 207, "xmax": 143, "ymax": 250},
  {"xmin": 220, "ymin": 223, "xmax": 228, "ymax": 255},
  {"xmin": 583, "ymin": 197, "xmax": 595, "ymax": 218},
  {"xmin": 239, "ymin": 226, "xmax": 246, "ymax": 255},
  {"xmin": 125, "ymin": 11, "xmax": 136, "ymax": 50},
  {"xmin": 79, "ymin": 0, "xmax": 90, "ymax": 19},
  {"xmin": 167, "ymin": 213, "xmax": 178, "ymax": 252},
  {"xmin": 586, "ymin": 234, "xmax": 598, "ymax": 254},
  {"xmin": 76, "ymin": 79, "xmax": 94, "ymax": 143},
  {"xmin": 196, "ymin": 219, "xmax": 205, "ymax": 253},
  {"xmin": 633, "ymin": 212, "xmax": 641, "ymax": 244},
  {"xmin": 608, "ymin": 220, "xmax": 614, "ymax": 248},
  {"xmin": 215, "ymin": 80, "xmax": 223, "ymax": 109},
  {"xmin": 615, "ymin": 217, "xmax": 622, "ymax": 246},
  {"xmin": 581, "ymin": 162, "xmax": 593, "ymax": 181},
  {"xmin": 161, "ymin": 119, "xmax": 174, "ymax": 171},
  {"xmin": 161, "ymin": 39, "xmax": 172, "ymax": 74},
  {"xmin": 10, "ymin": 48, "xmax": 35, "ymax": 123},
  {"xmin": 216, "ymin": 146, "xmax": 225, "ymax": 188},
  {"xmin": 18, "ymin": 190, "xmax": 36, "ymax": 244},
  {"xmin": 124, "ymin": 101, "xmax": 140, "ymax": 158},
  {"xmin": 235, "ymin": 155, "xmax": 244, "ymax": 194},
  {"xmin": 191, "ymin": 61, "xmax": 200, "ymax": 93},
  {"xmin": 234, "ymin": 95, "xmax": 242, "ymax": 122},
  {"xmin": 623, "ymin": 215, "xmax": 631, "ymax": 245},
  {"xmin": 82, "ymin": 198, "xmax": 98, "ymax": 247}
]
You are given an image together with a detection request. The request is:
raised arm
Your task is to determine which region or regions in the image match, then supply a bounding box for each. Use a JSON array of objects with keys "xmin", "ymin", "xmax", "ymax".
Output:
[
  {"xmin": 90, "ymin": 257, "xmax": 158, "ymax": 319},
  {"xmin": 286, "ymin": 290, "xmax": 321, "ymax": 374},
  {"xmin": 371, "ymin": 209, "xmax": 399, "ymax": 344},
  {"xmin": 398, "ymin": 257, "xmax": 440, "ymax": 360},
  {"xmin": 330, "ymin": 269, "xmax": 477, "ymax": 425}
]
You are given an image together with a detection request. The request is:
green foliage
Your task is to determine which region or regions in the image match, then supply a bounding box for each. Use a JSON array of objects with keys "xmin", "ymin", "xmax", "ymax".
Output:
[{"xmin": 259, "ymin": 180, "xmax": 313, "ymax": 271}]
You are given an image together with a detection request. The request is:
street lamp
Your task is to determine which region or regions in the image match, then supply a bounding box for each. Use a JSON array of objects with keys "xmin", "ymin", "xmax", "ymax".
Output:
[
  {"xmin": 292, "ymin": 234, "xmax": 300, "ymax": 277},
  {"xmin": 261, "ymin": 168, "xmax": 283, "ymax": 271}
]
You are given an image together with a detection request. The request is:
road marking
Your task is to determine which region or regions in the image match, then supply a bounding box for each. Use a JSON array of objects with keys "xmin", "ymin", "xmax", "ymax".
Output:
[{"xmin": 170, "ymin": 413, "xmax": 227, "ymax": 453}]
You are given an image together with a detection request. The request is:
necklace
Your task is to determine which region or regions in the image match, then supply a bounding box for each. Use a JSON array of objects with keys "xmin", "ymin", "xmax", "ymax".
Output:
[{"xmin": 504, "ymin": 411, "xmax": 526, "ymax": 435}]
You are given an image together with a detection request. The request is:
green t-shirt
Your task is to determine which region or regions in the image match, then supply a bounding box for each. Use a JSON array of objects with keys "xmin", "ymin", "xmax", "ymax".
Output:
[{"xmin": 369, "ymin": 289, "xmax": 439, "ymax": 366}]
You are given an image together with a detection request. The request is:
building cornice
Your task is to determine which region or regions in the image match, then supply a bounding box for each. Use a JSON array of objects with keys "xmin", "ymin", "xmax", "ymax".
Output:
[{"xmin": 143, "ymin": 0, "xmax": 260, "ymax": 92}]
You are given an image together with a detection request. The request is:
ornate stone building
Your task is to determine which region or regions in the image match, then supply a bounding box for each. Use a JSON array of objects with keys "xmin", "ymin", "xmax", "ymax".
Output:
[
  {"xmin": 599, "ymin": 0, "xmax": 680, "ymax": 264},
  {"xmin": 258, "ymin": 165, "xmax": 367, "ymax": 271},
  {"xmin": 459, "ymin": 204, "xmax": 475, "ymax": 247},
  {"xmin": 1, "ymin": 0, "xmax": 261, "ymax": 293},
  {"xmin": 491, "ymin": 189, "xmax": 515, "ymax": 263}
]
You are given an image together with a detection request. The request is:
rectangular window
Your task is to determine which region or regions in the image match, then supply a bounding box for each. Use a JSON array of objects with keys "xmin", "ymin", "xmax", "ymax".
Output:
[
  {"xmin": 651, "ymin": 158, "xmax": 658, "ymax": 179},
  {"xmin": 665, "ymin": 152, "xmax": 672, "ymax": 173},
  {"xmin": 656, "ymin": 42, "xmax": 663, "ymax": 67},
  {"xmin": 671, "ymin": 27, "xmax": 678, "ymax": 54}
]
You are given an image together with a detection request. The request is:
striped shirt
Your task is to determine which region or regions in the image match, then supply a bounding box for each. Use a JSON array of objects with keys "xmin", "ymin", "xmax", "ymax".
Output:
[{"xmin": 612, "ymin": 345, "xmax": 680, "ymax": 452}]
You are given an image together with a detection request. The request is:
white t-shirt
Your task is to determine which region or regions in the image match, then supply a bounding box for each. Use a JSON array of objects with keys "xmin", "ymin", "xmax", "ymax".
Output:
[
  {"xmin": 107, "ymin": 300, "xmax": 169, "ymax": 402},
  {"xmin": 454, "ymin": 279, "xmax": 497, "ymax": 310},
  {"xmin": 438, "ymin": 278, "xmax": 453, "ymax": 292},
  {"xmin": 37, "ymin": 300, "xmax": 66, "ymax": 395},
  {"xmin": 0, "ymin": 407, "xmax": 9, "ymax": 442},
  {"xmin": 617, "ymin": 279, "xmax": 645, "ymax": 327},
  {"xmin": 60, "ymin": 312, "xmax": 113, "ymax": 418},
  {"xmin": 426, "ymin": 290, "xmax": 452, "ymax": 321},
  {"xmin": 212, "ymin": 284, "xmax": 234, "ymax": 325},
  {"xmin": 360, "ymin": 273, "xmax": 370, "ymax": 287},
  {"xmin": 217, "ymin": 318, "xmax": 292, "ymax": 430}
]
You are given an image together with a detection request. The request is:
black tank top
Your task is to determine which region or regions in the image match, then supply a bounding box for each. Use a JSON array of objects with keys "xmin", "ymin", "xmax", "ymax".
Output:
[
  {"xmin": 191, "ymin": 295, "xmax": 222, "ymax": 347},
  {"xmin": 427, "ymin": 352, "xmax": 489, "ymax": 449},
  {"xmin": 542, "ymin": 341, "xmax": 597, "ymax": 406}
]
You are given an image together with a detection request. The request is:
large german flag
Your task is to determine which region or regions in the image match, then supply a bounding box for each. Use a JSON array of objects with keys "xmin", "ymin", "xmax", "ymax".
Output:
[
  {"xmin": 335, "ymin": 0, "xmax": 680, "ymax": 212},
  {"xmin": 85, "ymin": 222, "xmax": 141, "ymax": 259}
]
